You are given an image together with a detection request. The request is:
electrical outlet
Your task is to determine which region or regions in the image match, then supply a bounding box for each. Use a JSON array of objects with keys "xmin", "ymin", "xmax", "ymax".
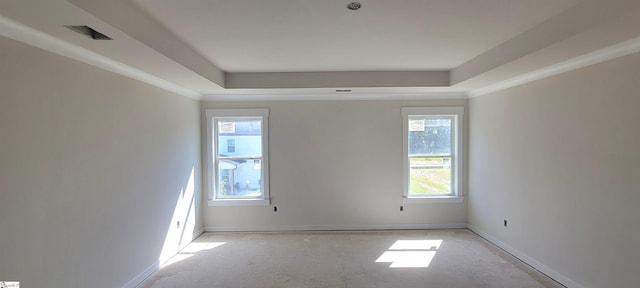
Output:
[
  {"xmin": 503, "ymin": 219, "xmax": 508, "ymax": 227},
  {"xmin": 177, "ymin": 221, "xmax": 181, "ymax": 229}
]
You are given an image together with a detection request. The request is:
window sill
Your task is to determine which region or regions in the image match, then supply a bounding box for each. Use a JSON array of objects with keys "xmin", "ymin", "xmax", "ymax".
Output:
[
  {"xmin": 402, "ymin": 196, "xmax": 464, "ymax": 204},
  {"xmin": 208, "ymin": 199, "xmax": 270, "ymax": 207}
]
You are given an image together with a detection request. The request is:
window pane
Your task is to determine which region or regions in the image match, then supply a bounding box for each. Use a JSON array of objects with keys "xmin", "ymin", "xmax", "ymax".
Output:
[
  {"xmin": 217, "ymin": 119, "xmax": 262, "ymax": 157},
  {"xmin": 409, "ymin": 157, "xmax": 451, "ymax": 195},
  {"xmin": 217, "ymin": 159, "xmax": 262, "ymax": 198},
  {"xmin": 408, "ymin": 118, "xmax": 451, "ymax": 156}
]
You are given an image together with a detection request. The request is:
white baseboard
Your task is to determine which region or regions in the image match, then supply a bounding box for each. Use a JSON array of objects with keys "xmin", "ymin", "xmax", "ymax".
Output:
[
  {"xmin": 176, "ymin": 227, "xmax": 205, "ymax": 251},
  {"xmin": 122, "ymin": 260, "xmax": 159, "ymax": 288},
  {"xmin": 193, "ymin": 227, "xmax": 205, "ymax": 238},
  {"xmin": 123, "ymin": 226, "xmax": 206, "ymax": 288},
  {"xmin": 204, "ymin": 223, "xmax": 467, "ymax": 232},
  {"xmin": 467, "ymin": 224, "xmax": 584, "ymax": 288}
]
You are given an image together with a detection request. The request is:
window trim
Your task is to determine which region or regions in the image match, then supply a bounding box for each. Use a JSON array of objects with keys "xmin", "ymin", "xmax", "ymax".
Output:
[
  {"xmin": 402, "ymin": 107, "xmax": 464, "ymax": 204},
  {"xmin": 205, "ymin": 108, "xmax": 270, "ymax": 206}
]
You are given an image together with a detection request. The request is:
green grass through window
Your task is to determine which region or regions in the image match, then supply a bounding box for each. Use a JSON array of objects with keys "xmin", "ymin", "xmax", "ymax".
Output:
[{"xmin": 409, "ymin": 157, "xmax": 451, "ymax": 195}]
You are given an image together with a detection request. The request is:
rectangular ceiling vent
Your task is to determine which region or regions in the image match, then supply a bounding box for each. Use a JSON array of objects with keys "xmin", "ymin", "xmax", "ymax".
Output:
[{"xmin": 66, "ymin": 25, "xmax": 112, "ymax": 40}]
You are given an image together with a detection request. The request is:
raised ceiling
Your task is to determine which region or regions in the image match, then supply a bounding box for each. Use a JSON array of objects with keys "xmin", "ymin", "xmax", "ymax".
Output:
[
  {"xmin": 132, "ymin": 0, "xmax": 579, "ymax": 72},
  {"xmin": 1, "ymin": 0, "xmax": 640, "ymax": 99}
]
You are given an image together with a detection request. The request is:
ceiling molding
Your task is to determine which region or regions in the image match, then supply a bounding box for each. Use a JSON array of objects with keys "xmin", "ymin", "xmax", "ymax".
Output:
[
  {"xmin": 451, "ymin": 0, "xmax": 640, "ymax": 86},
  {"xmin": 3, "ymin": 0, "xmax": 640, "ymax": 102},
  {"xmin": 68, "ymin": 0, "xmax": 225, "ymax": 88},
  {"xmin": 201, "ymin": 92, "xmax": 468, "ymax": 102},
  {"xmin": 225, "ymin": 71, "xmax": 449, "ymax": 89},
  {"xmin": 469, "ymin": 36, "xmax": 640, "ymax": 97},
  {"xmin": 0, "ymin": 14, "xmax": 202, "ymax": 99}
]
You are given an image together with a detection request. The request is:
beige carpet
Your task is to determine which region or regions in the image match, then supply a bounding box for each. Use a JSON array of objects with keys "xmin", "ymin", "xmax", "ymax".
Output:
[{"xmin": 139, "ymin": 229, "xmax": 561, "ymax": 288}]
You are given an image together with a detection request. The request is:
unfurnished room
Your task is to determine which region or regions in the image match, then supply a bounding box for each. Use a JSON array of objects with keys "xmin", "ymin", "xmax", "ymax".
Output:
[{"xmin": 1, "ymin": 1, "xmax": 639, "ymax": 287}]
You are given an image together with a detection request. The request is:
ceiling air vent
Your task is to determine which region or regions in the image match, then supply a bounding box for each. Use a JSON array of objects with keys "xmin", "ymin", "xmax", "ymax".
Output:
[{"xmin": 66, "ymin": 25, "xmax": 112, "ymax": 40}]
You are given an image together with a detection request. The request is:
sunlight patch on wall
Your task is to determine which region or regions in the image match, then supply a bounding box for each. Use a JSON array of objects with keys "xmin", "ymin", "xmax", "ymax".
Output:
[{"xmin": 159, "ymin": 167, "xmax": 197, "ymax": 264}]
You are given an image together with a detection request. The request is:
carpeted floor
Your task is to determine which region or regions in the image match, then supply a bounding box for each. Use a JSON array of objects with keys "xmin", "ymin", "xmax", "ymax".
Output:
[{"xmin": 139, "ymin": 229, "xmax": 562, "ymax": 288}]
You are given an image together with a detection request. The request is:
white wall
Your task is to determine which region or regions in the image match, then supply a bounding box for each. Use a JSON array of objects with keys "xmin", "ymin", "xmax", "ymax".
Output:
[
  {"xmin": 468, "ymin": 52, "xmax": 640, "ymax": 287},
  {"xmin": 0, "ymin": 36, "xmax": 202, "ymax": 287},
  {"xmin": 202, "ymin": 99, "xmax": 468, "ymax": 231}
]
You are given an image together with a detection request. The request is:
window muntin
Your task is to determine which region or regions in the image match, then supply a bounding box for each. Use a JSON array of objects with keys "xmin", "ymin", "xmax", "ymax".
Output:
[
  {"xmin": 402, "ymin": 107, "xmax": 463, "ymax": 201},
  {"xmin": 206, "ymin": 109, "xmax": 269, "ymax": 205}
]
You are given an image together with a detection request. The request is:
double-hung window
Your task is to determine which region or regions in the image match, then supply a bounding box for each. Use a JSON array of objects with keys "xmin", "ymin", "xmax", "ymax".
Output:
[
  {"xmin": 402, "ymin": 107, "xmax": 464, "ymax": 203},
  {"xmin": 206, "ymin": 109, "xmax": 269, "ymax": 206}
]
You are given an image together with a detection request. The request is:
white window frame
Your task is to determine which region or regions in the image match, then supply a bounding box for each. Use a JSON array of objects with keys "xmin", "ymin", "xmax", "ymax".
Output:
[
  {"xmin": 402, "ymin": 107, "xmax": 464, "ymax": 204},
  {"xmin": 206, "ymin": 108, "xmax": 270, "ymax": 206}
]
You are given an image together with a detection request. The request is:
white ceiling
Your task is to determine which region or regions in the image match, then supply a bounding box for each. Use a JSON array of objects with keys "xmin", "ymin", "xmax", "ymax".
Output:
[
  {"xmin": 132, "ymin": 0, "xmax": 579, "ymax": 72},
  {"xmin": 1, "ymin": 0, "xmax": 640, "ymax": 99}
]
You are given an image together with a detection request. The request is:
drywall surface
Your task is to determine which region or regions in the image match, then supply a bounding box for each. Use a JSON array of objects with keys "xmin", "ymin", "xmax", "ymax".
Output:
[
  {"xmin": 201, "ymin": 99, "xmax": 468, "ymax": 231},
  {"xmin": 468, "ymin": 52, "xmax": 640, "ymax": 287},
  {"xmin": 0, "ymin": 36, "xmax": 202, "ymax": 288}
]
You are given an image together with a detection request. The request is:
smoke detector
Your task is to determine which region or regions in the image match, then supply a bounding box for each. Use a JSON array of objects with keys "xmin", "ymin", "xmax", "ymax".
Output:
[{"xmin": 347, "ymin": 2, "xmax": 361, "ymax": 11}]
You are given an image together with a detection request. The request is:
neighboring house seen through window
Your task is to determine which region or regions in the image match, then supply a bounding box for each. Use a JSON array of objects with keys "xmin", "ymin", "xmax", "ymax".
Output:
[
  {"xmin": 206, "ymin": 109, "xmax": 269, "ymax": 206},
  {"xmin": 227, "ymin": 139, "xmax": 236, "ymax": 153}
]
